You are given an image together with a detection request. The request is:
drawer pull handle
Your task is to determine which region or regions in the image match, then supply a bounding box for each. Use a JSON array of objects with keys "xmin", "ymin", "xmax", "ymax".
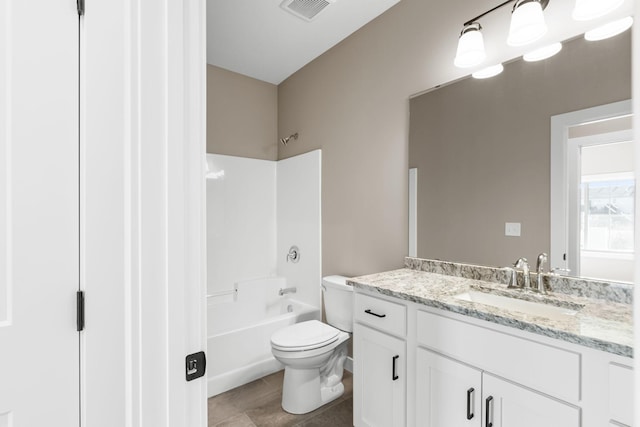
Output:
[
  {"xmin": 392, "ymin": 355, "xmax": 399, "ymax": 381},
  {"xmin": 364, "ymin": 309, "xmax": 386, "ymax": 318},
  {"xmin": 485, "ymin": 396, "xmax": 493, "ymax": 427},
  {"xmin": 466, "ymin": 387, "xmax": 474, "ymax": 420}
]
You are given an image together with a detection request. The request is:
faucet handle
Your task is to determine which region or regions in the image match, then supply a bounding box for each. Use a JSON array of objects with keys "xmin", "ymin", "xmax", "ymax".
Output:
[
  {"xmin": 504, "ymin": 266, "xmax": 519, "ymax": 288},
  {"xmin": 513, "ymin": 258, "xmax": 531, "ymax": 289},
  {"xmin": 513, "ymin": 257, "xmax": 528, "ymax": 269},
  {"xmin": 536, "ymin": 253, "xmax": 548, "ymax": 273}
]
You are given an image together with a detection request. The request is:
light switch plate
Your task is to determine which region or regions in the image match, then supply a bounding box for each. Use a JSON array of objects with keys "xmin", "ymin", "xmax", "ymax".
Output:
[{"xmin": 505, "ymin": 222, "xmax": 521, "ymax": 237}]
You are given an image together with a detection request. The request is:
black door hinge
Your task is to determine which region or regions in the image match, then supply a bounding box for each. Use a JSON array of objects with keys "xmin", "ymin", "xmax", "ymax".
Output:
[
  {"xmin": 77, "ymin": 0, "xmax": 85, "ymax": 16},
  {"xmin": 77, "ymin": 291, "xmax": 85, "ymax": 331}
]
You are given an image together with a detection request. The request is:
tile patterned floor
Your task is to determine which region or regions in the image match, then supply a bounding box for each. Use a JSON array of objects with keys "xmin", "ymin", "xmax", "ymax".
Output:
[{"xmin": 208, "ymin": 370, "xmax": 353, "ymax": 427}]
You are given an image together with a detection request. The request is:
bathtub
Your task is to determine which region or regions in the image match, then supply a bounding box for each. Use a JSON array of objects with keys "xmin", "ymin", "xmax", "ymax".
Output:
[{"xmin": 207, "ymin": 277, "xmax": 320, "ymax": 397}]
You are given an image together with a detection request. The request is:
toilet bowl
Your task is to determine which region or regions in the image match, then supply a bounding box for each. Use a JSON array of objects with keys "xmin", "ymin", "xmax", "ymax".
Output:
[{"xmin": 270, "ymin": 275, "xmax": 353, "ymax": 414}]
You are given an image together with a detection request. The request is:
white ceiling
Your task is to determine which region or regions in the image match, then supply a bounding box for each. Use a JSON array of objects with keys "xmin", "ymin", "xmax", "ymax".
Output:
[
  {"xmin": 208, "ymin": 0, "xmax": 635, "ymax": 86},
  {"xmin": 207, "ymin": 0, "xmax": 401, "ymax": 84}
]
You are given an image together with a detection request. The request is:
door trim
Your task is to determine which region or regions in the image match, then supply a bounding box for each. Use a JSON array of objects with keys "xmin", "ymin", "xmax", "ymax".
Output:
[{"xmin": 81, "ymin": 0, "xmax": 207, "ymax": 425}]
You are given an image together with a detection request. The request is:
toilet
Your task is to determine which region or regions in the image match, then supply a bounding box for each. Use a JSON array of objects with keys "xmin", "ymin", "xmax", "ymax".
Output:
[{"xmin": 270, "ymin": 275, "xmax": 353, "ymax": 414}]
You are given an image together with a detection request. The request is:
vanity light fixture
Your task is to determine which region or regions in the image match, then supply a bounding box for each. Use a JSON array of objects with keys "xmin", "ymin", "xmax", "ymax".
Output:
[
  {"xmin": 454, "ymin": 0, "xmax": 550, "ymax": 69},
  {"xmin": 507, "ymin": 0, "xmax": 548, "ymax": 47},
  {"xmin": 454, "ymin": 22, "xmax": 487, "ymax": 68},
  {"xmin": 584, "ymin": 16, "xmax": 633, "ymax": 41},
  {"xmin": 572, "ymin": 0, "xmax": 624, "ymax": 21},
  {"xmin": 472, "ymin": 63, "xmax": 504, "ymax": 79},
  {"xmin": 523, "ymin": 42, "xmax": 562, "ymax": 61}
]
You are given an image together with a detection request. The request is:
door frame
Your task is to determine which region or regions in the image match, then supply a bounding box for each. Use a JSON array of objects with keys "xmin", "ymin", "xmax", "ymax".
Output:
[{"xmin": 81, "ymin": 0, "xmax": 207, "ymax": 426}]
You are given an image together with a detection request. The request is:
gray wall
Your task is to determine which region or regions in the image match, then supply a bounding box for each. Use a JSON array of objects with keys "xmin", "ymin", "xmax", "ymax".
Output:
[
  {"xmin": 409, "ymin": 35, "xmax": 631, "ymax": 268},
  {"xmin": 277, "ymin": 1, "xmax": 430, "ymax": 277},
  {"xmin": 207, "ymin": 65, "xmax": 278, "ymax": 160},
  {"xmin": 212, "ymin": 0, "xmax": 634, "ymax": 278},
  {"xmin": 276, "ymin": 0, "xmax": 634, "ymax": 277}
]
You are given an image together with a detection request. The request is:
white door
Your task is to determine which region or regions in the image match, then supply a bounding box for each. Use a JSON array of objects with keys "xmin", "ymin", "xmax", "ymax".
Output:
[
  {"xmin": 416, "ymin": 348, "xmax": 482, "ymax": 426},
  {"xmin": 0, "ymin": 0, "xmax": 79, "ymax": 425},
  {"xmin": 353, "ymin": 323, "xmax": 406, "ymax": 427},
  {"xmin": 483, "ymin": 374, "xmax": 580, "ymax": 427}
]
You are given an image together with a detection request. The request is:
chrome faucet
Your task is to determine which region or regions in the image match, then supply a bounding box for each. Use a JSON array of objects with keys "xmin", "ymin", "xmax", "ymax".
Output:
[
  {"xmin": 513, "ymin": 258, "xmax": 531, "ymax": 289},
  {"xmin": 536, "ymin": 253, "xmax": 548, "ymax": 294},
  {"xmin": 506, "ymin": 265, "xmax": 518, "ymax": 288},
  {"xmin": 278, "ymin": 287, "xmax": 297, "ymax": 296}
]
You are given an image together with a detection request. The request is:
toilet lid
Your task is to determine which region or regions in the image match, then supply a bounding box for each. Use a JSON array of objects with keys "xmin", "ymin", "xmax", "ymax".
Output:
[{"xmin": 271, "ymin": 320, "xmax": 340, "ymax": 351}]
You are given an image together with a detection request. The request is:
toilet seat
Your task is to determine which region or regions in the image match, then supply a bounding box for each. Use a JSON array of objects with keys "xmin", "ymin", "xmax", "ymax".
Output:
[{"xmin": 271, "ymin": 320, "xmax": 340, "ymax": 352}]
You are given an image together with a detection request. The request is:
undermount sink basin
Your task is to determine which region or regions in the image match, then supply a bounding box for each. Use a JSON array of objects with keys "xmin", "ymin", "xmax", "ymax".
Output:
[{"xmin": 455, "ymin": 290, "xmax": 581, "ymax": 321}]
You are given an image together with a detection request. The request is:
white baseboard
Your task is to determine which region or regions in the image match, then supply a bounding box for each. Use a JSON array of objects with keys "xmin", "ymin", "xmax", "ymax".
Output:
[{"xmin": 345, "ymin": 356, "xmax": 353, "ymax": 373}]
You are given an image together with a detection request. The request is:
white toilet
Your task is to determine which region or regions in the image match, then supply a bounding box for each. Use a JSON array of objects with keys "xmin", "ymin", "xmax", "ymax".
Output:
[{"xmin": 270, "ymin": 275, "xmax": 353, "ymax": 414}]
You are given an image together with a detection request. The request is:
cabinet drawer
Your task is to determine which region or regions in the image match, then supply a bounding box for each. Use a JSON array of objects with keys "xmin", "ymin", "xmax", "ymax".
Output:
[
  {"xmin": 417, "ymin": 310, "xmax": 580, "ymax": 403},
  {"xmin": 355, "ymin": 293, "xmax": 407, "ymax": 338},
  {"xmin": 609, "ymin": 362, "xmax": 633, "ymax": 426}
]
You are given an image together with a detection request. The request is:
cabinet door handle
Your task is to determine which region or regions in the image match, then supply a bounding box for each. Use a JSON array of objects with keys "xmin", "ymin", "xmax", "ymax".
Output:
[
  {"xmin": 392, "ymin": 355, "xmax": 399, "ymax": 381},
  {"xmin": 466, "ymin": 387, "xmax": 474, "ymax": 420},
  {"xmin": 364, "ymin": 309, "xmax": 386, "ymax": 318},
  {"xmin": 485, "ymin": 396, "xmax": 493, "ymax": 427}
]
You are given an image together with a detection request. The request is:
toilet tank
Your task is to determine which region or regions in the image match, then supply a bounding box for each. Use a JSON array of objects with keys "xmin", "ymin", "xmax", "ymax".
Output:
[{"xmin": 322, "ymin": 275, "xmax": 353, "ymax": 333}]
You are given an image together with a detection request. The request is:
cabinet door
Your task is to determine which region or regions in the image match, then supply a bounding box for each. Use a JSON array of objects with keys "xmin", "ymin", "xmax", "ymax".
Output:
[
  {"xmin": 483, "ymin": 374, "xmax": 580, "ymax": 427},
  {"xmin": 354, "ymin": 323, "xmax": 406, "ymax": 427},
  {"xmin": 416, "ymin": 348, "xmax": 482, "ymax": 426}
]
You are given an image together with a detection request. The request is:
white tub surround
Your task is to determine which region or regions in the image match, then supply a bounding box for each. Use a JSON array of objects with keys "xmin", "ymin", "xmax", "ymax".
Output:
[
  {"xmin": 276, "ymin": 151, "xmax": 322, "ymax": 314},
  {"xmin": 206, "ymin": 151, "xmax": 322, "ymax": 309},
  {"xmin": 205, "ymin": 151, "xmax": 322, "ymax": 396}
]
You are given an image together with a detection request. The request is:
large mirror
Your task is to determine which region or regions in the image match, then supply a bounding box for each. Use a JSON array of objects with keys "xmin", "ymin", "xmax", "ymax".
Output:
[{"xmin": 409, "ymin": 32, "xmax": 632, "ymax": 283}]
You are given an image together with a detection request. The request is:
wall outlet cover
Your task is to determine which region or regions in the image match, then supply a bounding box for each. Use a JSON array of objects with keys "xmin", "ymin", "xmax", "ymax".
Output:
[{"xmin": 505, "ymin": 222, "xmax": 521, "ymax": 237}]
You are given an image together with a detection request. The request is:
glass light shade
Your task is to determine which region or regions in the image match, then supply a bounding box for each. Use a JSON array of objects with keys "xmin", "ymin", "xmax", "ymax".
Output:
[
  {"xmin": 454, "ymin": 24, "xmax": 486, "ymax": 68},
  {"xmin": 585, "ymin": 16, "xmax": 633, "ymax": 41},
  {"xmin": 472, "ymin": 64, "xmax": 504, "ymax": 79},
  {"xmin": 507, "ymin": 1, "xmax": 548, "ymax": 47},
  {"xmin": 572, "ymin": 0, "xmax": 624, "ymax": 21},
  {"xmin": 523, "ymin": 42, "xmax": 562, "ymax": 61}
]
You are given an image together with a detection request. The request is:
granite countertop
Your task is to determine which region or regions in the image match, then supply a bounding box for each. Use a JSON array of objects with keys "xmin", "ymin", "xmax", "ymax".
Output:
[{"xmin": 348, "ymin": 268, "xmax": 633, "ymax": 358}]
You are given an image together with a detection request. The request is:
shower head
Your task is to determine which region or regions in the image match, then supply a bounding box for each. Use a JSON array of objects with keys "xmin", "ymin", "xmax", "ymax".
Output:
[{"xmin": 280, "ymin": 133, "xmax": 298, "ymax": 145}]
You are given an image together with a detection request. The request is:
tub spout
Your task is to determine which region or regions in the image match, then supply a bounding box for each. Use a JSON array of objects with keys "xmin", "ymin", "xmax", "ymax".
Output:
[{"xmin": 279, "ymin": 287, "xmax": 297, "ymax": 296}]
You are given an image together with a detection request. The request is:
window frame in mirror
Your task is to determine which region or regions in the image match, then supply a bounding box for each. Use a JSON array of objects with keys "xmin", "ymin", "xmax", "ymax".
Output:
[{"xmin": 549, "ymin": 99, "xmax": 633, "ymax": 279}]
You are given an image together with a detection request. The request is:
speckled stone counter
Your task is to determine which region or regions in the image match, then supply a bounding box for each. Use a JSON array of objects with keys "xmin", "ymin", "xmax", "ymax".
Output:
[{"xmin": 348, "ymin": 267, "xmax": 633, "ymax": 358}]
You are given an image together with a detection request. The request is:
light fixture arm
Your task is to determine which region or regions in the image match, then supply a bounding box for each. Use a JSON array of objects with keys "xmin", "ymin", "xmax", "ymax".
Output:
[{"xmin": 462, "ymin": 0, "xmax": 549, "ymax": 27}]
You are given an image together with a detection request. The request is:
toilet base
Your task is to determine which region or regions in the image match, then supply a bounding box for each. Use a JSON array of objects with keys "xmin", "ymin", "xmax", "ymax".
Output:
[{"xmin": 281, "ymin": 366, "xmax": 345, "ymax": 414}]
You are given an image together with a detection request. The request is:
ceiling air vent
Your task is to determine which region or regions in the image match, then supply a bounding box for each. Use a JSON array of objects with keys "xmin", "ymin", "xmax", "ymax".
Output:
[{"xmin": 280, "ymin": 0, "xmax": 336, "ymax": 22}]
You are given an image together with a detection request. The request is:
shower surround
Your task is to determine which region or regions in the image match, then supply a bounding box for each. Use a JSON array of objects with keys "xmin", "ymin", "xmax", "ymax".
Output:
[{"xmin": 205, "ymin": 150, "xmax": 322, "ymax": 396}]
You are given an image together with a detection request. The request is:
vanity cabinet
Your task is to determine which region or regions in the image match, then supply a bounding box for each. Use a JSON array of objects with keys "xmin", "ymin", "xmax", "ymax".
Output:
[
  {"xmin": 353, "ymin": 287, "xmax": 633, "ymax": 427},
  {"xmin": 415, "ymin": 349, "xmax": 579, "ymax": 427},
  {"xmin": 353, "ymin": 293, "xmax": 408, "ymax": 427}
]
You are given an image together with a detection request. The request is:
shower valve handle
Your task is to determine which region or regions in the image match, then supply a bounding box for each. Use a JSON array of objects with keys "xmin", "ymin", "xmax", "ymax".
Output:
[{"xmin": 286, "ymin": 246, "xmax": 300, "ymax": 263}]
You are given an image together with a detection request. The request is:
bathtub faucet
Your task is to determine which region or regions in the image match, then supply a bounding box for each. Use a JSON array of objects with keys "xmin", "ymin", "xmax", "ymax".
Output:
[{"xmin": 278, "ymin": 287, "xmax": 297, "ymax": 296}]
